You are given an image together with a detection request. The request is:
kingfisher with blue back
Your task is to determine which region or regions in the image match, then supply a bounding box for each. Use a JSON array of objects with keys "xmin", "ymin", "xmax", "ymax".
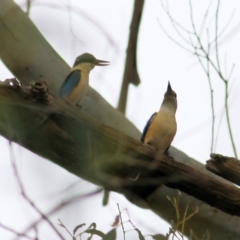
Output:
[
  {"xmin": 59, "ymin": 53, "xmax": 109, "ymax": 104},
  {"xmin": 141, "ymin": 81, "xmax": 177, "ymax": 155},
  {"xmin": 37, "ymin": 53, "xmax": 109, "ymax": 130},
  {"xmin": 128, "ymin": 82, "xmax": 177, "ymax": 184}
]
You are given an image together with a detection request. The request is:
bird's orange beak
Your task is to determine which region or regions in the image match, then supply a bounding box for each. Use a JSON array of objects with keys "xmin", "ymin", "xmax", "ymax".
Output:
[{"xmin": 95, "ymin": 59, "xmax": 110, "ymax": 66}]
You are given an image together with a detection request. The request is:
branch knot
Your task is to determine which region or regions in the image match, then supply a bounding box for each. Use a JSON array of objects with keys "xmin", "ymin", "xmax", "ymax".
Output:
[{"xmin": 30, "ymin": 81, "xmax": 51, "ymax": 104}]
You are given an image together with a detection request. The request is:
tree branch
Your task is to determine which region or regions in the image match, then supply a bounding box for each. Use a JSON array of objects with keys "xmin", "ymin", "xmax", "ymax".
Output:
[
  {"xmin": 0, "ymin": 0, "xmax": 140, "ymax": 139},
  {"xmin": 1, "ymin": 81, "xmax": 240, "ymax": 223},
  {"xmin": 1, "ymin": 1, "xmax": 240, "ymax": 239},
  {"xmin": 117, "ymin": 0, "xmax": 144, "ymax": 113},
  {"xmin": 206, "ymin": 153, "xmax": 240, "ymax": 186}
]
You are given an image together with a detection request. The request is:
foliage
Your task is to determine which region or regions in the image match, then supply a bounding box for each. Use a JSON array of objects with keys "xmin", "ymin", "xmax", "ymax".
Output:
[{"xmin": 58, "ymin": 197, "xmax": 208, "ymax": 240}]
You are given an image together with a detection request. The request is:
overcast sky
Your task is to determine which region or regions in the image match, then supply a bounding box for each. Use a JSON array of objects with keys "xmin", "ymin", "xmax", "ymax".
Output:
[{"xmin": 1, "ymin": 0, "xmax": 240, "ymax": 239}]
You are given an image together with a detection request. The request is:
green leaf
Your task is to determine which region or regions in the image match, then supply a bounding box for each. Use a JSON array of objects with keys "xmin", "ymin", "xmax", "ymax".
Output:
[
  {"xmin": 135, "ymin": 229, "xmax": 145, "ymax": 240},
  {"xmin": 88, "ymin": 222, "xmax": 97, "ymax": 229},
  {"xmin": 85, "ymin": 229, "xmax": 105, "ymax": 238},
  {"xmin": 73, "ymin": 223, "xmax": 86, "ymax": 235},
  {"xmin": 151, "ymin": 233, "xmax": 167, "ymax": 240},
  {"xmin": 102, "ymin": 229, "xmax": 116, "ymax": 240}
]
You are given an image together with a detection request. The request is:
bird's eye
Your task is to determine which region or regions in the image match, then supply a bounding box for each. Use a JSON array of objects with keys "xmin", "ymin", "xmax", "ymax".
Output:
[{"xmin": 173, "ymin": 93, "xmax": 177, "ymax": 98}]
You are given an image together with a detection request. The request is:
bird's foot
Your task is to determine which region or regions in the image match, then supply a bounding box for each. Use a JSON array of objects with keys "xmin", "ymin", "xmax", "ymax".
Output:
[
  {"xmin": 164, "ymin": 149, "xmax": 175, "ymax": 159},
  {"xmin": 155, "ymin": 151, "xmax": 174, "ymax": 160}
]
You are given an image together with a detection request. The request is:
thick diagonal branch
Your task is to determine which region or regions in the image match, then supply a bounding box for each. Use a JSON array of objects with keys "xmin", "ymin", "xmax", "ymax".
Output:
[
  {"xmin": 1, "ymin": 1, "xmax": 240, "ymax": 239},
  {"xmin": 1, "ymin": 83, "xmax": 240, "ymax": 218}
]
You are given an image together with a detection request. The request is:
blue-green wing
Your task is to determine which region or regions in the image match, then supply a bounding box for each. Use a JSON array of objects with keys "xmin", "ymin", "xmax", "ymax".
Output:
[
  {"xmin": 58, "ymin": 70, "xmax": 81, "ymax": 97},
  {"xmin": 140, "ymin": 112, "xmax": 157, "ymax": 142}
]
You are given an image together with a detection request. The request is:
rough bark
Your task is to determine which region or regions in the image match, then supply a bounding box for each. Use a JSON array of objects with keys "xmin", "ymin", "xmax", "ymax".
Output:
[
  {"xmin": 206, "ymin": 153, "xmax": 240, "ymax": 186},
  {"xmin": 2, "ymin": 82, "xmax": 240, "ymax": 218},
  {"xmin": 0, "ymin": 1, "xmax": 240, "ymax": 239},
  {"xmin": 0, "ymin": 0, "xmax": 140, "ymax": 140}
]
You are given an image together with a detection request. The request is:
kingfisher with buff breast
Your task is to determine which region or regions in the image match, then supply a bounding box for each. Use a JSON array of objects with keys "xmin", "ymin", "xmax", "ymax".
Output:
[
  {"xmin": 59, "ymin": 53, "xmax": 109, "ymax": 103},
  {"xmin": 141, "ymin": 81, "xmax": 177, "ymax": 155},
  {"xmin": 38, "ymin": 53, "xmax": 109, "ymax": 129},
  {"xmin": 129, "ymin": 82, "xmax": 177, "ymax": 182}
]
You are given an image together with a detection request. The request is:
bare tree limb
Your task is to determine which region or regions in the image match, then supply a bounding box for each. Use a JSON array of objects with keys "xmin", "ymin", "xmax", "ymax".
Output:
[
  {"xmin": 117, "ymin": 0, "xmax": 144, "ymax": 113},
  {"xmin": 0, "ymin": 0, "xmax": 140, "ymax": 139},
  {"xmin": 206, "ymin": 153, "xmax": 240, "ymax": 186},
  {"xmin": 1, "ymin": 1, "xmax": 240, "ymax": 239},
  {"xmin": 1, "ymin": 82, "xmax": 240, "ymax": 223}
]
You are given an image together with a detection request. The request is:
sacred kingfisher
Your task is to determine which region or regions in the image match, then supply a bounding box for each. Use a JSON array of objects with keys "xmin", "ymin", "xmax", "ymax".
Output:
[
  {"xmin": 59, "ymin": 53, "xmax": 109, "ymax": 104},
  {"xmin": 141, "ymin": 81, "xmax": 177, "ymax": 155},
  {"xmin": 37, "ymin": 53, "xmax": 109, "ymax": 130},
  {"xmin": 128, "ymin": 82, "xmax": 177, "ymax": 184}
]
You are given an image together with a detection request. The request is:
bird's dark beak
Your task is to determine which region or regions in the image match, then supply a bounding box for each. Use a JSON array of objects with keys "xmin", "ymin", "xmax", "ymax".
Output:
[
  {"xmin": 95, "ymin": 59, "xmax": 110, "ymax": 66},
  {"xmin": 167, "ymin": 81, "xmax": 172, "ymax": 91}
]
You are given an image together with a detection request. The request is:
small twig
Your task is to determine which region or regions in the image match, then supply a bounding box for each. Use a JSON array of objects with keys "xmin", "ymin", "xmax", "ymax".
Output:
[
  {"xmin": 224, "ymin": 52, "xmax": 227, "ymax": 84},
  {"xmin": 198, "ymin": 1, "xmax": 212, "ymax": 38},
  {"xmin": 65, "ymin": 0, "xmax": 84, "ymax": 48},
  {"xmin": 174, "ymin": 195, "xmax": 180, "ymax": 224},
  {"xmin": 58, "ymin": 219, "xmax": 74, "ymax": 239},
  {"xmin": 214, "ymin": 0, "xmax": 237, "ymax": 157},
  {"xmin": 214, "ymin": 77, "xmax": 236, "ymax": 152},
  {"xmin": 117, "ymin": 203, "xmax": 126, "ymax": 240},
  {"xmin": 215, "ymin": 0, "xmax": 221, "ymax": 76},
  {"xmin": 188, "ymin": 0, "xmax": 237, "ymax": 157},
  {"xmin": 180, "ymin": 200, "xmax": 189, "ymax": 237},
  {"xmin": 171, "ymin": 232, "xmax": 181, "ymax": 240},
  {"xmin": 206, "ymin": 29, "xmax": 215, "ymax": 153},
  {"xmin": 157, "ymin": 19, "xmax": 196, "ymax": 55},
  {"xmin": 26, "ymin": 0, "xmax": 31, "ymax": 16},
  {"xmin": 168, "ymin": 193, "xmax": 199, "ymax": 240},
  {"xmin": 20, "ymin": 189, "xmax": 102, "ymax": 237},
  {"xmin": 160, "ymin": 0, "xmax": 194, "ymax": 35},
  {"xmin": 33, "ymin": 225, "xmax": 39, "ymax": 240},
  {"xmin": 25, "ymin": 2, "xmax": 118, "ymax": 53},
  {"xmin": 228, "ymin": 63, "xmax": 235, "ymax": 80},
  {"xmin": 160, "ymin": 0, "xmax": 194, "ymax": 46},
  {"xmin": 189, "ymin": 0, "xmax": 224, "ymax": 77},
  {"xmin": 9, "ymin": 142, "xmax": 65, "ymax": 240},
  {"xmin": 124, "ymin": 208, "xmax": 137, "ymax": 230},
  {"xmin": 0, "ymin": 222, "xmax": 34, "ymax": 240},
  {"xmin": 224, "ymin": 81, "xmax": 238, "ymax": 158},
  {"xmin": 210, "ymin": 9, "xmax": 235, "ymax": 45},
  {"xmin": 179, "ymin": 205, "xmax": 198, "ymax": 226},
  {"xmin": 116, "ymin": 205, "xmax": 141, "ymax": 239}
]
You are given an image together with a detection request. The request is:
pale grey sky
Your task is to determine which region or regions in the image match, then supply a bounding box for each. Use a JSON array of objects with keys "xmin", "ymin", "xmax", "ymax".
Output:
[{"xmin": 1, "ymin": 0, "xmax": 240, "ymax": 239}]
